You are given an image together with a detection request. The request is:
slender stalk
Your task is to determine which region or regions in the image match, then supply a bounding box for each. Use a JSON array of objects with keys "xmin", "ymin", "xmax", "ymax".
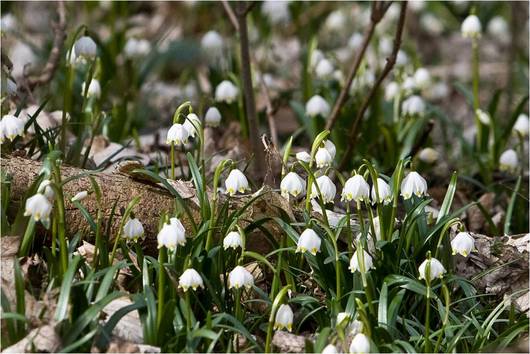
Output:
[
  {"xmin": 53, "ymin": 165, "xmax": 68, "ymax": 276},
  {"xmin": 425, "ymin": 293, "xmax": 431, "ymax": 352},
  {"xmin": 265, "ymin": 285, "xmax": 291, "ymax": 353},
  {"xmin": 472, "ymin": 37, "xmax": 482, "ymax": 152},
  {"xmin": 346, "ymin": 204, "xmax": 353, "ymax": 254},
  {"xmin": 185, "ymin": 291, "xmax": 192, "ymax": 331},
  {"xmin": 170, "ymin": 143, "xmax": 175, "ymax": 179},
  {"xmin": 157, "ymin": 247, "xmax": 167, "ymax": 330}
]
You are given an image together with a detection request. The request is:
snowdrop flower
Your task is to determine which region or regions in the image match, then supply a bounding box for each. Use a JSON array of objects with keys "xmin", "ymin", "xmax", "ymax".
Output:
[
  {"xmin": 296, "ymin": 228, "xmax": 321, "ymax": 255},
  {"xmin": 461, "ymin": 15, "xmax": 482, "ymax": 38},
  {"xmin": 123, "ymin": 38, "xmax": 151, "ymax": 58},
  {"xmin": 296, "ymin": 151, "xmax": 311, "ymax": 163},
  {"xmin": 123, "ymin": 217, "xmax": 144, "ymax": 241},
  {"xmin": 24, "ymin": 193, "xmax": 53, "ymax": 223},
  {"xmin": 418, "ymin": 147, "xmax": 439, "ymax": 164},
  {"xmin": 418, "ymin": 257, "xmax": 446, "ymax": 281},
  {"xmin": 402, "ymin": 76, "xmax": 416, "ymax": 93},
  {"xmin": 385, "ymin": 81, "xmax": 400, "ymax": 101},
  {"xmin": 310, "ymin": 175, "xmax": 336, "ymax": 203},
  {"xmin": 401, "ymin": 171, "xmax": 428, "ymax": 199},
  {"xmin": 476, "ymin": 109, "xmax": 491, "ymax": 125},
  {"xmin": 280, "ymin": 172, "xmax": 305, "ymax": 198},
  {"xmin": 451, "ymin": 231, "xmax": 475, "ymax": 257},
  {"xmin": 261, "ymin": 0, "xmax": 290, "ymax": 24},
  {"xmin": 324, "ymin": 140, "xmax": 336, "ymax": 159},
  {"xmin": 414, "ymin": 68, "xmax": 431, "ymax": 90},
  {"xmin": 337, "ymin": 312, "xmax": 352, "ymax": 326},
  {"xmin": 306, "ymin": 95, "xmax": 330, "ymax": 118},
  {"xmin": 201, "ymin": 30, "xmax": 224, "ymax": 53},
  {"xmin": 225, "ymin": 169, "xmax": 250, "ymax": 196},
  {"xmin": 349, "ymin": 249, "xmax": 374, "ymax": 273},
  {"xmin": 274, "ymin": 304, "xmax": 294, "ymax": 332},
  {"xmin": 179, "ymin": 268, "xmax": 204, "ymax": 291},
  {"xmin": 38, "ymin": 180, "xmax": 55, "ymax": 201},
  {"xmin": 348, "ymin": 32, "xmax": 364, "ymax": 51},
  {"xmin": 228, "ymin": 265, "xmax": 254, "ymax": 289},
  {"xmin": 315, "ymin": 58, "xmax": 334, "ymax": 80},
  {"xmin": 322, "ymin": 344, "xmax": 339, "ymax": 354},
  {"xmin": 157, "ymin": 217, "xmax": 186, "ymax": 250},
  {"xmin": 71, "ymin": 191, "xmax": 88, "ymax": 202},
  {"xmin": 325, "ymin": 10, "xmax": 346, "ymax": 32},
  {"xmin": 0, "ymin": 13, "xmax": 16, "ymax": 33},
  {"xmin": 396, "ymin": 50, "xmax": 409, "ymax": 67},
  {"xmin": 166, "ymin": 123, "xmax": 190, "ymax": 146},
  {"xmin": 82, "ymin": 79, "xmax": 101, "ymax": 99},
  {"xmin": 74, "ymin": 36, "xmax": 97, "ymax": 59},
  {"xmin": 205, "ymin": 107, "xmax": 222, "ymax": 127},
  {"xmin": 420, "ymin": 14, "xmax": 444, "ymax": 36},
  {"xmin": 310, "ymin": 49, "xmax": 324, "ymax": 69},
  {"xmin": 402, "ymin": 95, "xmax": 425, "ymax": 116},
  {"xmin": 0, "ymin": 114, "xmax": 24, "ymax": 143},
  {"xmin": 513, "ymin": 113, "xmax": 529, "ymax": 136},
  {"xmin": 487, "ymin": 16, "xmax": 509, "ymax": 43},
  {"xmin": 371, "ymin": 178, "xmax": 392, "ymax": 205},
  {"xmin": 223, "ymin": 231, "xmax": 243, "ymax": 250},
  {"xmin": 342, "ymin": 175, "xmax": 370, "ymax": 203},
  {"xmin": 499, "ymin": 149, "xmax": 518, "ymax": 172},
  {"xmin": 409, "ymin": 0, "xmax": 425, "ymax": 12},
  {"xmin": 215, "ymin": 80, "xmax": 238, "ymax": 104},
  {"xmin": 183, "ymin": 113, "xmax": 201, "ymax": 138},
  {"xmin": 349, "ymin": 333, "xmax": 370, "ymax": 354},
  {"xmin": 315, "ymin": 147, "xmax": 332, "ymax": 168}
]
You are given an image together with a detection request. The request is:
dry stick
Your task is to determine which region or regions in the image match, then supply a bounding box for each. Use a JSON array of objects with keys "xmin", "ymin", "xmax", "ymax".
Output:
[
  {"xmin": 259, "ymin": 77, "xmax": 279, "ymax": 148},
  {"xmin": 325, "ymin": 2, "xmax": 385, "ymax": 131},
  {"xmin": 339, "ymin": 1, "xmax": 408, "ymax": 171},
  {"xmin": 221, "ymin": 0, "xmax": 239, "ymax": 32},
  {"xmin": 22, "ymin": 1, "xmax": 66, "ymax": 91}
]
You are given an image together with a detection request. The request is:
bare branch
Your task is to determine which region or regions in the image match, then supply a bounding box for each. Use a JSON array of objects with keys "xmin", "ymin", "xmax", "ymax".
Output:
[{"xmin": 221, "ymin": 0, "xmax": 239, "ymax": 31}]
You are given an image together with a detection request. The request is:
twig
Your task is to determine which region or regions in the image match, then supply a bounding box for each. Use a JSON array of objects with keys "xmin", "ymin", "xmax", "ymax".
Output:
[
  {"xmin": 259, "ymin": 76, "xmax": 279, "ymax": 148},
  {"xmin": 21, "ymin": 1, "xmax": 66, "ymax": 92},
  {"xmin": 325, "ymin": 2, "xmax": 389, "ymax": 131},
  {"xmin": 221, "ymin": 0, "xmax": 239, "ymax": 32},
  {"xmin": 339, "ymin": 1, "xmax": 407, "ymax": 170}
]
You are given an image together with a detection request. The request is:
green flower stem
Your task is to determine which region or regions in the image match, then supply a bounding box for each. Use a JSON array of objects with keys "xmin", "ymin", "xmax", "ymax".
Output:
[
  {"xmin": 157, "ymin": 247, "xmax": 167, "ymax": 330},
  {"xmin": 205, "ymin": 160, "xmax": 231, "ymax": 251},
  {"xmin": 109, "ymin": 197, "xmax": 140, "ymax": 265},
  {"xmin": 265, "ymin": 285, "xmax": 291, "ymax": 353},
  {"xmin": 424, "ymin": 260, "xmax": 432, "ymax": 353},
  {"xmin": 472, "ymin": 37, "xmax": 482, "ymax": 152},
  {"xmin": 185, "ymin": 290, "xmax": 192, "ymax": 331},
  {"xmin": 356, "ymin": 201, "xmax": 365, "ymax": 235},
  {"xmin": 346, "ymin": 204, "xmax": 353, "ymax": 254},
  {"xmin": 234, "ymin": 288, "xmax": 242, "ymax": 322},
  {"xmin": 53, "ymin": 165, "xmax": 68, "ymax": 276}
]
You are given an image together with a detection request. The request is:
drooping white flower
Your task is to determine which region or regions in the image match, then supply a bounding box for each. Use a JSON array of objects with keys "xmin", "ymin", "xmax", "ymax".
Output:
[
  {"xmin": 414, "ymin": 67, "xmax": 431, "ymax": 90},
  {"xmin": 322, "ymin": 344, "xmax": 339, "ymax": 354},
  {"xmin": 420, "ymin": 13, "xmax": 444, "ymax": 36},
  {"xmin": 225, "ymin": 169, "xmax": 250, "ymax": 196},
  {"xmin": 306, "ymin": 95, "xmax": 330, "ymax": 118},
  {"xmin": 400, "ymin": 171, "xmax": 428, "ymax": 199},
  {"xmin": 385, "ymin": 81, "xmax": 400, "ymax": 101},
  {"xmin": 476, "ymin": 109, "xmax": 491, "ymax": 125},
  {"xmin": 310, "ymin": 175, "xmax": 336, "ymax": 204},
  {"xmin": 179, "ymin": 268, "xmax": 204, "ymax": 291},
  {"xmin": 461, "ymin": 14, "xmax": 482, "ymax": 38},
  {"xmin": 166, "ymin": 123, "xmax": 190, "ymax": 146},
  {"xmin": 24, "ymin": 193, "xmax": 53, "ymax": 223},
  {"xmin": 315, "ymin": 58, "xmax": 334, "ymax": 80},
  {"xmin": 183, "ymin": 113, "xmax": 201, "ymax": 138},
  {"xmin": 418, "ymin": 147, "xmax": 439, "ymax": 164},
  {"xmin": 396, "ymin": 50, "xmax": 409, "ymax": 67},
  {"xmin": 371, "ymin": 178, "xmax": 392, "ymax": 205},
  {"xmin": 296, "ymin": 228, "xmax": 322, "ymax": 255},
  {"xmin": 201, "ymin": 30, "xmax": 224, "ymax": 53},
  {"xmin": 0, "ymin": 114, "xmax": 24, "ymax": 143},
  {"xmin": 348, "ymin": 32, "xmax": 364, "ymax": 51},
  {"xmin": 157, "ymin": 217, "xmax": 186, "ymax": 250},
  {"xmin": 74, "ymin": 36, "xmax": 97, "ymax": 59},
  {"xmin": 280, "ymin": 172, "xmax": 306, "ymax": 198},
  {"xmin": 349, "ymin": 249, "xmax": 374, "ymax": 273},
  {"xmin": 451, "ymin": 231, "xmax": 475, "ymax": 257},
  {"xmin": 228, "ymin": 265, "xmax": 254, "ymax": 289},
  {"xmin": 409, "ymin": 0, "xmax": 425, "ymax": 12},
  {"xmin": 0, "ymin": 13, "xmax": 17, "ymax": 33},
  {"xmin": 337, "ymin": 312, "xmax": 352, "ymax": 326},
  {"xmin": 418, "ymin": 257, "xmax": 446, "ymax": 281},
  {"xmin": 325, "ymin": 10, "xmax": 346, "ymax": 32},
  {"xmin": 82, "ymin": 79, "xmax": 101, "ymax": 99},
  {"xmin": 402, "ymin": 76, "xmax": 416, "ymax": 93},
  {"xmin": 123, "ymin": 38, "xmax": 151, "ymax": 58},
  {"xmin": 38, "ymin": 180, "xmax": 55, "ymax": 201},
  {"xmin": 425, "ymin": 81, "xmax": 450, "ymax": 101},
  {"xmin": 223, "ymin": 231, "xmax": 243, "ymax": 250},
  {"xmin": 349, "ymin": 333, "xmax": 370, "ymax": 354},
  {"xmin": 513, "ymin": 113, "xmax": 529, "ymax": 136},
  {"xmin": 499, "ymin": 149, "xmax": 518, "ymax": 172},
  {"xmin": 296, "ymin": 151, "xmax": 312, "ymax": 163},
  {"xmin": 310, "ymin": 49, "xmax": 324, "ymax": 69},
  {"xmin": 205, "ymin": 107, "xmax": 222, "ymax": 127},
  {"xmin": 315, "ymin": 147, "xmax": 332, "ymax": 168},
  {"xmin": 487, "ymin": 16, "xmax": 509, "ymax": 43},
  {"xmin": 324, "ymin": 140, "xmax": 336, "ymax": 159},
  {"xmin": 71, "ymin": 191, "xmax": 88, "ymax": 202},
  {"xmin": 123, "ymin": 217, "xmax": 144, "ymax": 241},
  {"xmin": 261, "ymin": 0, "xmax": 290, "ymax": 24},
  {"xmin": 215, "ymin": 80, "xmax": 238, "ymax": 104},
  {"xmin": 342, "ymin": 175, "xmax": 370, "ymax": 203},
  {"xmin": 402, "ymin": 95, "xmax": 426, "ymax": 116},
  {"xmin": 274, "ymin": 304, "xmax": 294, "ymax": 332}
]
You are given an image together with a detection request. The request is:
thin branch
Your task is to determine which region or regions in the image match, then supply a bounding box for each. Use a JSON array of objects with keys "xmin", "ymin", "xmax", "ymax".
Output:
[
  {"xmin": 325, "ymin": 2, "xmax": 387, "ymax": 131},
  {"xmin": 339, "ymin": 1, "xmax": 408, "ymax": 170},
  {"xmin": 221, "ymin": 0, "xmax": 239, "ymax": 32}
]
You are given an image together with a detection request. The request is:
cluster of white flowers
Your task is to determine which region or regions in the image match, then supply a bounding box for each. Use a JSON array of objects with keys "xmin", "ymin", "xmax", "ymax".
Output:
[{"xmin": 157, "ymin": 217, "xmax": 186, "ymax": 250}]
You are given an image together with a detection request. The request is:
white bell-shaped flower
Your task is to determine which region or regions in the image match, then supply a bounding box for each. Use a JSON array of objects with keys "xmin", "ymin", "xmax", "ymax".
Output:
[
  {"xmin": 310, "ymin": 175, "xmax": 336, "ymax": 204},
  {"xmin": 400, "ymin": 171, "xmax": 428, "ymax": 199},
  {"xmin": 296, "ymin": 151, "xmax": 312, "ymax": 163},
  {"xmin": 38, "ymin": 180, "xmax": 55, "ymax": 201},
  {"xmin": 402, "ymin": 95, "xmax": 426, "ymax": 116},
  {"xmin": 315, "ymin": 147, "xmax": 332, "ymax": 168},
  {"xmin": 420, "ymin": 13, "xmax": 444, "ymax": 36},
  {"xmin": 183, "ymin": 113, "xmax": 201, "ymax": 138},
  {"xmin": 371, "ymin": 178, "xmax": 392, "ymax": 205},
  {"xmin": 349, "ymin": 333, "xmax": 370, "ymax": 354},
  {"xmin": 349, "ymin": 249, "xmax": 374, "ymax": 273},
  {"xmin": 348, "ymin": 32, "xmax": 364, "ymax": 51},
  {"xmin": 499, "ymin": 149, "xmax": 518, "ymax": 172},
  {"xmin": 402, "ymin": 76, "xmax": 416, "ymax": 93},
  {"xmin": 315, "ymin": 58, "xmax": 334, "ymax": 80},
  {"xmin": 123, "ymin": 38, "xmax": 151, "ymax": 58},
  {"xmin": 166, "ymin": 123, "xmax": 190, "ymax": 146},
  {"xmin": 325, "ymin": 10, "xmax": 346, "ymax": 32},
  {"xmin": 418, "ymin": 147, "xmax": 439, "ymax": 164},
  {"xmin": 74, "ymin": 36, "xmax": 97, "ymax": 59},
  {"xmin": 274, "ymin": 304, "xmax": 294, "ymax": 332},
  {"xmin": 71, "ymin": 190, "xmax": 88, "ymax": 202},
  {"xmin": 179, "ymin": 268, "xmax": 204, "ymax": 291},
  {"xmin": 418, "ymin": 257, "xmax": 446, "ymax": 281},
  {"xmin": 451, "ymin": 231, "xmax": 475, "ymax": 257},
  {"xmin": 205, "ymin": 107, "xmax": 222, "ymax": 127},
  {"xmin": 513, "ymin": 114, "xmax": 529, "ymax": 136},
  {"xmin": 123, "ymin": 217, "xmax": 144, "ymax": 241},
  {"xmin": 322, "ymin": 344, "xmax": 339, "ymax": 354},
  {"xmin": 476, "ymin": 109, "xmax": 491, "ymax": 125},
  {"xmin": 342, "ymin": 175, "xmax": 370, "ymax": 203},
  {"xmin": 82, "ymin": 79, "xmax": 101, "ymax": 99},
  {"xmin": 228, "ymin": 265, "xmax": 254, "ymax": 289},
  {"xmin": 215, "ymin": 80, "xmax": 238, "ymax": 104},
  {"xmin": 414, "ymin": 67, "xmax": 431, "ymax": 90},
  {"xmin": 461, "ymin": 14, "xmax": 482, "ymax": 38},
  {"xmin": 280, "ymin": 172, "xmax": 306, "ymax": 198},
  {"xmin": 223, "ymin": 231, "xmax": 243, "ymax": 250},
  {"xmin": 296, "ymin": 228, "xmax": 321, "ymax": 255},
  {"xmin": 306, "ymin": 95, "xmax": 330, "ymax": 118},
  {"xmin": 201, "ymin": 30, "xmax": 224, "ymax": 53},
  {"xmin": 337, "ymin": 312, "xmax": 352, "ymax": 326},
  {"xmin": 385, "ymin": 81, "xmax": 400, "ymax": 101},
  {"xmin": 0, "ymin": 114, "xmax": 25, "ymax": 143},
  {"xmin": 225, "ymin": 169, "xmax": 250, "ymax": 196},
  {"xmin": 324, "ymin": 140, "xmax": 336, "ymax": 159},
  {"xmin": 487, "ymin": 16, "xmax": 509, "ymax": 44},
  {"xmin": 24, "ymin": 193, "xmax": 53, "ymax": 223},
  {"xmin": 261, "ymin": 0, "xmax": 290, "ymax": 24},
  {"xmin": 157, "ymin": 217, "xmax": 186, "ymax": 250}
]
